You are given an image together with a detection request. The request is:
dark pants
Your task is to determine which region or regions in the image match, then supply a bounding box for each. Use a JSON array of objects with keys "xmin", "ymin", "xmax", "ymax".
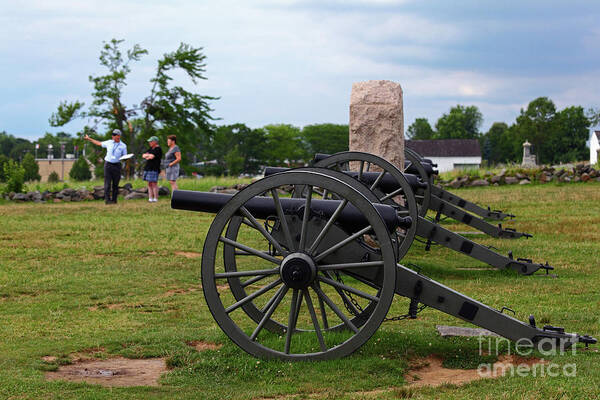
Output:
[{"xmin": 104, "ymin": 162, "xmax": 121, "ymax": 203}]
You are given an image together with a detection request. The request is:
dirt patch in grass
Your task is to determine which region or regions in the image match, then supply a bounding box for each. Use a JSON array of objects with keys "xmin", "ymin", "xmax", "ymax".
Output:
[
  {"xmin": 174, "ymin": 251, "xmax": 202, "ymax": 258},
  {"xmin": 45, "ymin": 357, "xmax": 167, "ymax": 387},
  {"xmin": 405, "ymin": 354, "xmax": 547, "ymax": 388},
  {"xmin": 186, "ymin": 340, "xmax": 222, "ymax": 352}
]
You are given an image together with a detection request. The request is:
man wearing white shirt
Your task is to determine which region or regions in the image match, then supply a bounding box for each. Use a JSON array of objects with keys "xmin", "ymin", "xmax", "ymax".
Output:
[{"xmin": 84, "ymin": 129, "xmax": 127, "ymax": 204}]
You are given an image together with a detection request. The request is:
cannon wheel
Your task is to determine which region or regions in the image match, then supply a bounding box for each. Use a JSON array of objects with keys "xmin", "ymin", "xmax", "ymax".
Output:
[
  {"xmin": 202, "ymin": 171, "xmax": 397, "ymax": 360},
  {"xmin": 313, "ymin": 151, "xmax": 420, "ymax": 255},
  {"xmin": 223, "ymin": 167, "xmax": 394, "ymax": 334},
  {"xmin": 405, "ymin": 147, "xmax": 424, "ymax": 161}
]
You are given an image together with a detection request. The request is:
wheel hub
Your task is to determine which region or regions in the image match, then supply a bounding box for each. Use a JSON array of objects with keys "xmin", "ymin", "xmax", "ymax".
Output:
[{"xmin": 280, "ymin": 253, "xmax": 317, "ymax": 289}]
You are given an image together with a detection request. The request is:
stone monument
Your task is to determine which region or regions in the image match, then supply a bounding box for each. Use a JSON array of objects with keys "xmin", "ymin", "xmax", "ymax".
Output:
[
  {"xmin": 349, "ymin": 80, "xmax": 404, "ymax": 170},
  {"xmin": 521, "ymin": 140, "xmax": 536, "ymax": 167}
]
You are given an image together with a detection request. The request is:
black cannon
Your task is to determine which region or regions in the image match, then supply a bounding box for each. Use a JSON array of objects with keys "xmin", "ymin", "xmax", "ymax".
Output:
[
  {"xmin": 405, "ymin": 148, "xmax": 516, "ymax": 221},
  {"xmin": 171, "ymin": 170, "xmax": 595, "ymax": 360},
  {"xmin": 314, "ymin": 150, "xmax": 517, "ymax": 222},
  {"xmin": 312, "ymin": 152, "xmax": 526, "ymax": 238},
  {"xmin": 264, "ymin": 155, "xmax": 549, "ymax": 275}
]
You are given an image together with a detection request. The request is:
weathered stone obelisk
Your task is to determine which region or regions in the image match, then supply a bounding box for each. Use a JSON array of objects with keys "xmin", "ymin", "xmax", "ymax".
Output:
[{"xmin": 349, "ymin": 80, "xmax": 404, "ymax": 170}]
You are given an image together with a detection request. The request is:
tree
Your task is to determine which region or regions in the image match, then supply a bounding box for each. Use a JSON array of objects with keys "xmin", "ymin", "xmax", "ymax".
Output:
[
  {"xmin": 207, "ymin": 124, "xmax": 267, "ymax": 175},
  {"xmin": 480, "ymin": 122, "xmax": 516, "ymax": 164},
  {"xmin": 48, "ymin": 171, "xmax": 59, "ymax": 183},
  {"xmin": 224, "ymin": 146, "xmax": 245, "ymax": 176},
  {"xmin": 407, "ymin": 118, "xmax": 435, "ymax": 140},
  {"xmin": 0, "ymin": 155, "xmax": 8, "ymax": 182},
  {"xmin": 3, "ymin": 160, "xmax": 25, "ymax": 193},
  {"xmin": 140, "ymin": 42, "xmax": 217, "ymax": 169},
  {"xmin": 50, "ymin": 39, "xmax": 217, "ymax": 175},
  {"xmin": 69, "ymin": 157, "xmax": 92, "ymax": 181},
  {"xmin": 301, "ymin": 124, "xmax": 348, "ymax": 155},
  {"xmin": 21, "ymin": 153, "xmax": 40, "ymax": 182},
  {"xmin": 435, "ymin": 105, "xmax": 482, "ymax": 139},
  {"xmin": 0, "ymin": 131, "xmax": 29, "ymax": 158},
  {"xmin": 36, "ymin": 132, "xmax": 78, "ymax": 158},
  {"xmin": 512, "ymin": 97, "xmax": 556, "ymax": 163},
  {"xmin": 549, "ymin": 106, "xmax": 590, "ymax": 163},
  {"xmin": 262, "ymin": 124, "xmax": 308, "ymax": 167},
  {"xmin": 0, "ymin": 132, "xmax": 34, "ymax": 161},
  {"xmin": 586, "ymin": 107, "xmax": 600, "ymax": 128}
]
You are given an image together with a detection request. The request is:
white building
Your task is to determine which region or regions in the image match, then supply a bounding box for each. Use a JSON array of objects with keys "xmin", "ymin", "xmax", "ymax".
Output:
[
  {"xmin": 590, "ymin": 131, "xmax": 600, "ymax": 165},
  {"xmin": 406, "ymin": 139, "xmax": 482, "ymax": 173}
]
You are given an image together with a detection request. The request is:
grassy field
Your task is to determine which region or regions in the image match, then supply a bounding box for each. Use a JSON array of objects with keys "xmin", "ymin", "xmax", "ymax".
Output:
[{"xmin": 1, "ymin": 181, "xmax": 599, "ymax": 399}]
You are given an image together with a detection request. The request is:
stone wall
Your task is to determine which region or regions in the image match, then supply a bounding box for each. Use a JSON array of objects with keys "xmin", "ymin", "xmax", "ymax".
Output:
[
  {"xmin": 5, "ymin": 184, "xmax": 171, "ymax": 203},
  {"xmin": 437, "ymin": 163, "xmax": 600, "ymax": 189}
]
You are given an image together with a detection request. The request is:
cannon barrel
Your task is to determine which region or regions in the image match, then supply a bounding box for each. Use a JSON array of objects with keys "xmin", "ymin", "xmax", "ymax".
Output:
[
  {"xmin": 264, "ymin": 167, "xmax": 428, "ymax": 193},
  {"xmin": 172, "ymin": 190, "xmax": 412, "ymax": 232},
  {"xmin": 312, "ymin": 153, "xmax": 437, "ymax": 177},
  {"xmin": 420, "ymin": 158, "xmax": 437, "ymax": 167}
]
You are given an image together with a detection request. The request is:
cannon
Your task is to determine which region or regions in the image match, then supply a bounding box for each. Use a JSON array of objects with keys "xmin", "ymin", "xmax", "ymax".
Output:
[
  {"xmin": 314, "ymin": 150, "xmax": 517, "ymax": 222},
  {"xmin": 405, "ymin": 148, "xmax": 516, "ymax": 221},
  {"xmin": 264, "ymin": 153, "xmax": 550, "ymax": 275},
  {"xmin": 171, "ymin": 170, "xmax": 596, "ymax": 360},
  {"xmin": 405, "ymin": 148, "xmax": 517, "ymax": 221}
]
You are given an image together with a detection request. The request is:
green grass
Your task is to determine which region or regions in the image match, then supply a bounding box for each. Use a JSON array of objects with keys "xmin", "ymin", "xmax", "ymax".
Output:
[{"xmin": 1, "ymin": 182, "xmax": 599, "ymax": 399}]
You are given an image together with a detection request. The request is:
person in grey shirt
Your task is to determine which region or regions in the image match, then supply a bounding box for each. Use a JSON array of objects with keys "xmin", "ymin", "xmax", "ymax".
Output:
[{"xmin": 164, "ymin": 135, "xmax": 182, "ymax": 191}]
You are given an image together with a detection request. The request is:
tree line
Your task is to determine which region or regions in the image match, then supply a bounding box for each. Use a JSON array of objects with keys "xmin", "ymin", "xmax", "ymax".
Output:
[
  {"xmin": 0, "ymin": 121, "xmax": 349, "ymax": 179},
  {"xmin": 2, "ymin": 38, "xmax": 599, "ymax": 185},
  {"xmin": 407, "ymin": 100, "xmax": 599, "ymax": 165}
]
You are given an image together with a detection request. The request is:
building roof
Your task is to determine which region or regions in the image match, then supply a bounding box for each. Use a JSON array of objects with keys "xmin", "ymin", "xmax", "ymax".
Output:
[{"xmin": 405, "ymin": 139, "xmax": 481, "ymax": 157}]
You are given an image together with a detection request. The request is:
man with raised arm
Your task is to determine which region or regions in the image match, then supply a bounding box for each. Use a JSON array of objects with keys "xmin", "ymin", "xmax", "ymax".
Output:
[{"xmin": 84, "ymin": 129, "xmax": 127, "ymax": 204}]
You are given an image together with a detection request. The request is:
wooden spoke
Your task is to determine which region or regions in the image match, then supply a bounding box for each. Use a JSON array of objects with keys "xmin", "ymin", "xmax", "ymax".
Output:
[
  {"xmin": 318, "ymin": 275, "xmax": 380, "ymax": 302},
  {"xmin": 270, "ymin": 189, "xmax": 295, "ymax": 251},
  {"xmin": 250, "ymin": 285, "xmax": 288, "ymax": 341},
  {"xmin": 314, "ymin": 225, "xmax": 372, "ymax": 262},
  {"xmin": 225, "ymin": 279, "xmax": 282, "ymax": 313},
  {"xmin": 240, "ymin": 207, "xmax": 287, "ymax": 256},
  {"xmin": 312, "ymin": 284, "xmax": 359, "ymax": 333},
  {"xmin": 219, "ymin": 236, "xmax": 281, "ymax": 265}
]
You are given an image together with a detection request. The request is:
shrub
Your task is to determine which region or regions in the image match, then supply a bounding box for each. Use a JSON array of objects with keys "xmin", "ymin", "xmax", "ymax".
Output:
[
  {"xmin": 93, "ymin": 161, "xmax": 104, "ymax": 179},
  {"xmin": 48, "ymin": 171, "xmax": 60, "ymax": 183},
  {"xmin": 22, "ymin": 153, "xmax": 41, "ymax": 181},
  {"xmin": 3, "ymin": 160, "xmax": 25, "ymax": 194},
  {"xmin": 69, "ymin": 157, "xmax": 92, "ymax": 181}
]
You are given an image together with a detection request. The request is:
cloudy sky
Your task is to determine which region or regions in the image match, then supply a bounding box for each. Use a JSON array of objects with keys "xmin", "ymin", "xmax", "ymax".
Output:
[{"xmin": 2, "ymin": 0, "xmax": 600, "ymax": 141}]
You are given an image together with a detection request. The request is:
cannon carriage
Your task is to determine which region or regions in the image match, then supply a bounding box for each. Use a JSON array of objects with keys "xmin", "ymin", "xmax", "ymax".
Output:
[
  {"xmin": 312, "ymin": 151, "xmax": 525, "ymax": 237},
  {"xmin": 171, "ymin": 168, "xmax": 595, "ymax": 360},
  {"xmin": 265, "ymin": 152, "xmax": 550, "ymax": 275},
  {"xmin": 404, "ymin": 148, "xmax": 516, "ymax": 221}
]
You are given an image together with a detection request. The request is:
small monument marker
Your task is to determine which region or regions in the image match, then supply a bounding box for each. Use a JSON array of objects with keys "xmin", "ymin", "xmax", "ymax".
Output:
[{"xmin": 521, "ymin": 140, "xmax": 536, "ymax": 167}]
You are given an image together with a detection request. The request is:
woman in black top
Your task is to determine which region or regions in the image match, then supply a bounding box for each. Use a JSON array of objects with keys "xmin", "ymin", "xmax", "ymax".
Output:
[{"xmin": 142, "ymin": 136, "xmax": 163, "ymax": 202}]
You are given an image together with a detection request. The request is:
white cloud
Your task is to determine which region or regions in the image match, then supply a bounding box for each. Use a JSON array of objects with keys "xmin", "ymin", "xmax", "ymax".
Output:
[{"xmin": 2, "ymin": 0, "xmax": 600, "ymax": 139}]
